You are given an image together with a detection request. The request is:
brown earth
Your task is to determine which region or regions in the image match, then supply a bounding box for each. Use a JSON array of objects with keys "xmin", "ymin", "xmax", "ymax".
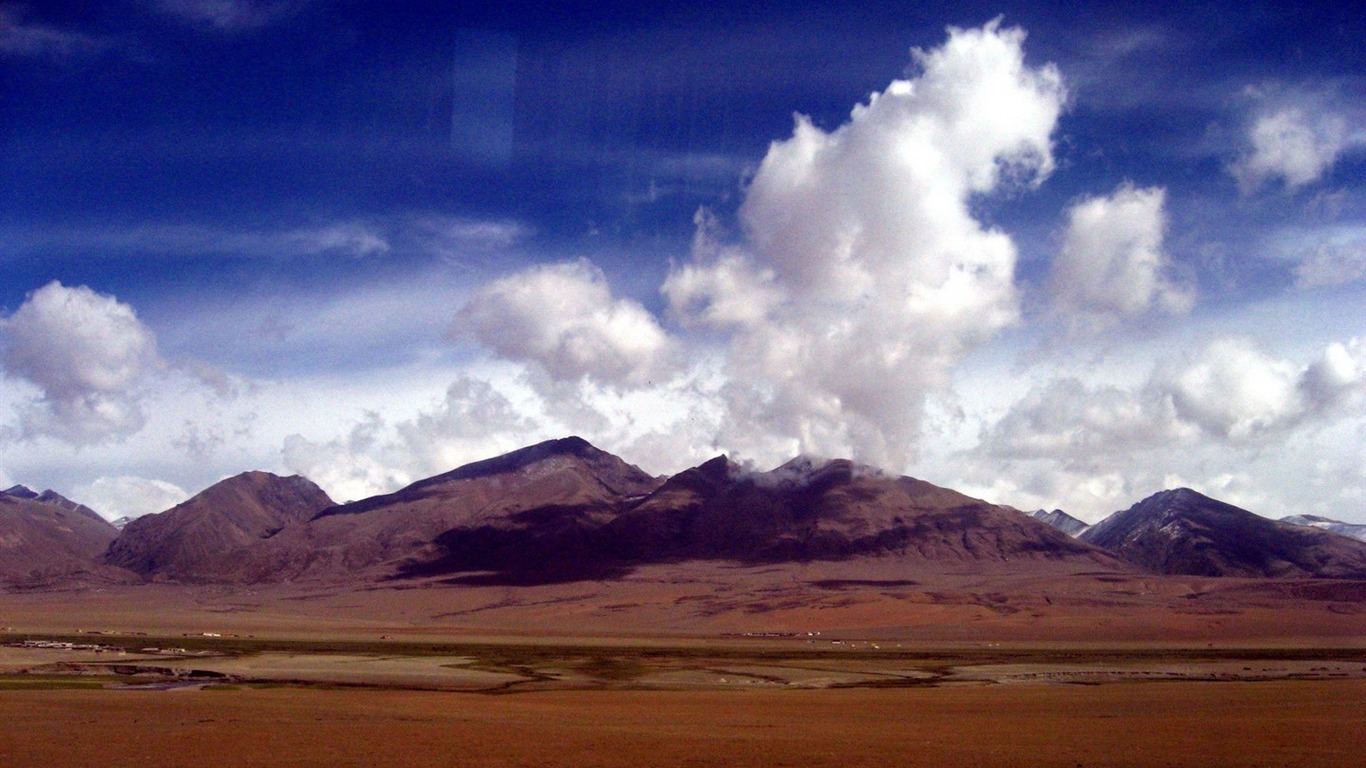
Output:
[
  {"xmin": 1, "ymin": 681, "xmax": 1362, "ymax": 767},
  {"xmin": 2, "ymin": 560, "xmax": 1363, "ymax": 644}
]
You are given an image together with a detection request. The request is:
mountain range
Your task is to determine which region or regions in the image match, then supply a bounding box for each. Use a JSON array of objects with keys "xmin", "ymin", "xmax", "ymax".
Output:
[
  {"xmin": 0, "ymin": 485, "xmax": 120, "ymax": 584},
  {"xmin": 4, "ymin": 438, "xmax": 1366, "ymax": 589}
]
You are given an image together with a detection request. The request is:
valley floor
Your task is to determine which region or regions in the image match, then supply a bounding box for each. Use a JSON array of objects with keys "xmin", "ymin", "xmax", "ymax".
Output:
[
  {"xmin": 2, "ymin": 680, "xmax": 1363, "ymax": 767},
  {"xmin": 2, "ymin": 570, "xmax": 1363, "ymax": 766}
]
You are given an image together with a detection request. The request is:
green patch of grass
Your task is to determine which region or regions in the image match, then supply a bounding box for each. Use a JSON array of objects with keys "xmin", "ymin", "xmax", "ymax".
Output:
[{"xmin": 0, "ymin": 677, "xmax": 109, "ymax": 691}]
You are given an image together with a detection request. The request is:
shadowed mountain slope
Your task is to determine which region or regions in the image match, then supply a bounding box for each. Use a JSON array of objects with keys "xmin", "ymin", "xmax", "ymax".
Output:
[
  {"xmin": 1029, "ymin": 509, "xmax": 1089, "ymax": 536},
  {"xmin": 601, "ymin": 456, "xmax": 1114, "ymax": 568},
  {"xmin": 1081, "ymin": 488, "xmax": 1366, "ymax": 578},
  {"xmin": 53, "ymin": 438, "xmax": 1125, "ymax": 588},
  {"xmin": 389, "ymin": 451, "xmax": 1122, "ymax": 585},
  {"xmin": 0, "ymin": 486, "xmax": 119, "ymax": 582},
  {"xmin": 236, "ymin": 437, "xmax": 663, "ymax": 583},
  {"xmin": 105, "ymin": 472, "xmax": 334, "ymax": 581}
]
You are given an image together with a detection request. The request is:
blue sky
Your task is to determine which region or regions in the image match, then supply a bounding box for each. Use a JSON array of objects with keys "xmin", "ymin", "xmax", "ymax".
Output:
[{"xmin": 2, "ymin": 1, "xmax": 1364, "ymax": 523}]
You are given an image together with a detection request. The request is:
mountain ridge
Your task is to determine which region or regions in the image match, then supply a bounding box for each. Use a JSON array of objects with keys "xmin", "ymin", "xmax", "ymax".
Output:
[{"xmin": 1080, "ymin": 488, "xmax": 1366, "ymax": 578}]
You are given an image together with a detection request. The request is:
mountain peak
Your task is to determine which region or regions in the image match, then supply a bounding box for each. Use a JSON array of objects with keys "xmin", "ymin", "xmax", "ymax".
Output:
[
  {"xmin": 2, "ymin": 484, "xmax": 40, "ymax": 499},
  {"xmin": 105, "ymin": 471, "xmax": 334, "ymax": 580},
  {"xmin": 1029, "ymin": 508, "xmax": 1089, "ymax": 536},
  {"xmin": 409, "ymin": 436, "xmax": 610, "ymax": 488},
  {"xmin": 1082, "ymin": 488, "xmax": 1366, "ymax": 578}
]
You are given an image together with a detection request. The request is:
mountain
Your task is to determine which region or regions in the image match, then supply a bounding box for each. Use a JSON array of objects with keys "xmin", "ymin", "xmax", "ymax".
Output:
[
  {"xmin": 104, "ymin": 471, "xmax": 334, "ymax": 581},
  {"xmin": 0, "ymin": 485, "xmax": 120, "ymax": 583},
  {"xmin": 233, "ymin": 436, "xmax": 663, "ymax": 583},
  {"xmin": 600, "ymin": 455, "xmax": 1113, "ymax": 570},
  {"xmin": 149, "ymin": 438, "xmax": 1118, "ymax": 586},
  {"xmin": 1279, "ymin": 514, "xmax": 1366, "ymax": 543},
  {"xmin": 1029, "ymin": 509, "xmax": 1089, "ymax": 536},
  {"xmin": 1080, "ymin": 488, "xmax": 1366, "ymax": 578}
]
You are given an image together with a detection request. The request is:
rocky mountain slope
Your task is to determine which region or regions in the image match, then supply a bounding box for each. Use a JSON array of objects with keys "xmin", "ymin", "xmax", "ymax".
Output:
[
  {"xmin": 1080, "ymin": 488, "xmax": 1366, "ymax": 578},
  {"xmin": 265, "ymin": 443, "xmax": 1120, "ymax": 585},
  {"xmin": 13, "ymin": 440, "xmax": 1366, "ymax": 592},
  {"xmin": 1279, "ymin": 514, "xmax": 1366, "ymax": 543},
  {"xmin": 1028, "ymin": 509, "xmax": 1089, "ymax": 536},
  {"xmin": 233, "ymin": 436, "xmax": 663, "ymax": 583},
  {"xmin": 98, "ymin": 438, "xmax": 1121, "ymax": 586},
  {"xmin": 0, "ymin": 485, "xmax": 120, "ymax": 583},
  {"xmin": 104, "ymin": 472, "xmax": 334, "ymax": 581},
  {"xmin": 600, "ymin": 455, "xmax": 1111, "ymax": 569}
]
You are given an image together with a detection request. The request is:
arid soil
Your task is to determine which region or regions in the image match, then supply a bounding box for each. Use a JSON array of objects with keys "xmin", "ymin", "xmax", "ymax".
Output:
[
  {"xmin": 3, "ymin": 576, "xmax": 1363, "ymax": 768},
  {"xmin": 2, "ymin": 681, "xmax": 1363, "ymax": 767},
  {"xmin": 2, "ymin": 562, "xmax": 1363, "ymax": 644}
]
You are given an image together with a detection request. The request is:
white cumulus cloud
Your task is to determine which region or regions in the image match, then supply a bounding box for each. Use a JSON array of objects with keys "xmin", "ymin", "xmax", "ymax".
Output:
[
  {"xmin": 970, "ymin": 334, "xmax": 1366, "ymax": 518},
  {"xmin": 1159, "ymin": 337, "xmax": 1312, "ymax": 439},
  {"xmin": 1, "ymin": 282, "xmax": 165, "ymax": 442},
  {"xmin": 665, "ymin": 19, "xmax": 1065, "ymax": 469},
  {"xmin": 1232, "ymin": 106, "xmax": 1349, "ymax": 192},
  {"xmin": 72, "ymin": 475, "xmax": 189, "ymax": 521},
  {"xmin": 1049, "ymin": 184, "xmax": 1193, "ymax": 331},
  {"xmin": 454, "ymin": 260, "xmax": 674, "ymax": 389}
]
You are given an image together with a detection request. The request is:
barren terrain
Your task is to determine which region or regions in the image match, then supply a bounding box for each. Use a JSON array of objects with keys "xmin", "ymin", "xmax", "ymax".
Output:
[{"xmin": 3, "ymin": 575, "xmax": 1365, "ymax": 767}]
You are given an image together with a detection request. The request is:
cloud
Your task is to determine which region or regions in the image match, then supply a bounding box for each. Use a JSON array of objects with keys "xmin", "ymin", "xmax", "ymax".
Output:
[
  {"xmin": 1048, "ymin": 184, "xmax": 1193, "ymax": 331},
  {"xmin": 151, "ymin": 0, "xmax": 310, "ymax": 32},
  {"xmin": 1159, "ymin": 337, "xmax": 1316, "ymax": 439},
  {"xmin": 72, "ymin": 475, "xmax": 189, "ymax": 521},
  {"xmin": 966, "ymin": 335, "xmax": 1366, "ymax": 519},
  {"xmin": 1, "ymin": 282, "xmax": 164, "ymax": 442},
  {"xmin": 281, "ymin": 377, "xmax": 540, "ymax": 502},
  {"xmin": 662, "ymin": 19, "xmax": 1065, "ymax": 469},
  {"xmin": 1291, "ymin": 227, "xmax": 1366, "ymax": 288},
  {"xmin": 981, "ymin": 377, "xmax": 1185, "ymax": 460},
  {"xmin": 0, "ymin": 6, "xmax": 110, "ymax": 60},
  {"xmin": 1231, "ymin": 105, "xmax": 1350, "ymax": 192},
  {"xmin": 0, "ymin": 221, "xmax": 391, "ymax": 261},
  {"xmin": 983, "ymin": 335, "xmax": 1366, "ymax": 458},
  {"xmin": 661, "ymin": 208, "xmax": 781, "ymax": 330},
  {"xmin": 453, "ymin": 260, "xmax": 674, "ymax": 389}
]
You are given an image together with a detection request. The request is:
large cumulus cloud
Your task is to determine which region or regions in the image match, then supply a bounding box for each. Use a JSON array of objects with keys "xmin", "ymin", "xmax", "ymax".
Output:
[
  {"xmin": 661, "ymin": 20, "xmax": 1066, "ymax": 468},
  {"xmin": 1, "ymin": 281, "xmax": 165, "ymax": 442}
]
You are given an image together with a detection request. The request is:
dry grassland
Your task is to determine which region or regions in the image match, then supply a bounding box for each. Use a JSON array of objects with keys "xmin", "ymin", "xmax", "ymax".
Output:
[{"xmin": 2, "ymin": 681, "xmax": 1362, "ymax": 767}]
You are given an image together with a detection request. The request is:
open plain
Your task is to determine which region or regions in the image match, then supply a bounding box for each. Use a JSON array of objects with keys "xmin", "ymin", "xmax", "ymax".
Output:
[{"xmin": 2, "ymin": 577, "xmax": 1365, "ymax": 768}]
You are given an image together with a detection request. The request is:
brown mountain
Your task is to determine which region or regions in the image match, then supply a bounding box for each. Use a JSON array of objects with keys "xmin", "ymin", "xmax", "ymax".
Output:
[
  {"xmin": 1029, "ymin": 508, "xmax": 1089, "ymax": 536},
  {"xmin": 1080, "ymin": 488, "xmax": 1366, "ymax": 578},
  {"xmin": 81, "ymin": 438, "xmax": 1123, "ymax": 587},
  {"xmin": 104, "ymin": 471, "xmax": 334, "ymax": 581},
  {"xmin": 0, "ymin": 485, "xmax": 120, "ymax": 583},
  {"xmin": 388, "ymin": 449, "xmax": 1120, "ymax": 585},
  {"xmin": 233, "ymin": 436, "xmax": 663, "ymax": 583},
  {"xmin": 600, "ymin": 455, "xmax": 1114, "ymax": 569}
]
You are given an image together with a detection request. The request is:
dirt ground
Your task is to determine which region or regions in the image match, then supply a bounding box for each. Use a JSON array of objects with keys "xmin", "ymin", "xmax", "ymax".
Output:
[
  {"xmin": 2, "ymin": 572, "xmax": 1363, "ymax": 766},
  {"xmin": 1, "ymin": 681, "xmax": 1362, "ymax": 767}
]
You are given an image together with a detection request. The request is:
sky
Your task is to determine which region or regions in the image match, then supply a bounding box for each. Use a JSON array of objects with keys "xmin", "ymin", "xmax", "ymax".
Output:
[{"xmin": 2, "ymin": 0, "xmax": 1364, "ymax": 523}]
